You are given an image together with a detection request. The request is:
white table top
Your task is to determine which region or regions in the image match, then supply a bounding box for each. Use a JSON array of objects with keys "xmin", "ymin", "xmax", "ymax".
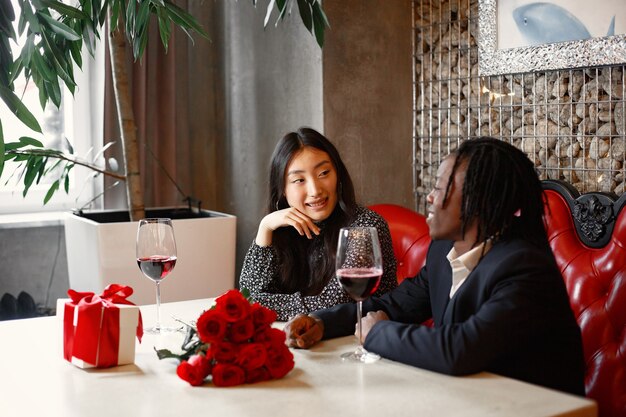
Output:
[{"xmin": 1, "ymin": 298, "xmax": 597, "ymax": 417}]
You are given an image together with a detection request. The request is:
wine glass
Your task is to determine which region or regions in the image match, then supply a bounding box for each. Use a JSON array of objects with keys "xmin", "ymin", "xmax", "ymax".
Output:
[
  {"xmin": 136, "ymin": 218, "xmax": 177, "ymax": 333},
  {"xmin": 336, "ymin": 227, "xmax": 383, "ymax": 363}
]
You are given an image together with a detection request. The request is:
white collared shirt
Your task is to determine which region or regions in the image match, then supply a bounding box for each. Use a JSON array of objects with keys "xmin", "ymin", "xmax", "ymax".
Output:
[{"xmin": 446, "ymin": 241, "xmax": 492, "ymax": 298}]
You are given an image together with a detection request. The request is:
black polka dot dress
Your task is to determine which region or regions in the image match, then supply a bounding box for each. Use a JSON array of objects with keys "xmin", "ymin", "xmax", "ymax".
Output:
[{"xmin": 239, "ymin": 206, "xmax": 397, "ymax": 321}]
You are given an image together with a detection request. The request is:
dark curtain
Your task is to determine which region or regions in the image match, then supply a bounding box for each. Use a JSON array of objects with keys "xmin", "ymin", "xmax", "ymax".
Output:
[{"xmin": 103, "ymin": 2, "xmax": 223, "ymax": 212}]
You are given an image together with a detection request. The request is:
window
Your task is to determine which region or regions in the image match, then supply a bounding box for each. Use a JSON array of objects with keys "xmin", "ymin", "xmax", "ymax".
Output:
[{"xmin": 0, "ymin": 0, "xmax": 104, "ymax": 215}]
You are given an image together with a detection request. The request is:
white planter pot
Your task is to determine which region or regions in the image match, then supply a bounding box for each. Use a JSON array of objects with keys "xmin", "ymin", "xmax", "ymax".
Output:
[{"xmin": 64, "ymin": 208, "xmax": 236, "ymax": 305}]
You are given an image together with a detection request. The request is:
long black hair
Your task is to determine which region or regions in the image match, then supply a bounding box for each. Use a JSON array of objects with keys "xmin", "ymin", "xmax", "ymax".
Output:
[
  {"xmin": 443, "ymin": 137, "xmax": 549, "ymax": 249},
  {"xmin": 267, "ymin": 127, "xmax": 357, "ymax": 295}
]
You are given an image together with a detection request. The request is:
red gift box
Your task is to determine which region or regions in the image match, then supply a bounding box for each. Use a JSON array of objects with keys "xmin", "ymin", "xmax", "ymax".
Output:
[{"xmin": 58, "ymin": 284, "xmax": 143, "ymax": 368}]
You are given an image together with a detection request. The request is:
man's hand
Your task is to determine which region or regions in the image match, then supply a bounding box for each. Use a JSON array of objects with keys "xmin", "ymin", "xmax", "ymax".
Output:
[
  {"xmin": 359, "ymin": 310, "xmax": 389, "ymax": 341},
  {"xmin": 255, "ymin": 208, "xmax": 321, "ymax": 246},
  {"xmin": 284, "ymin": 314, "xmax": 324, "ymax": 349}
]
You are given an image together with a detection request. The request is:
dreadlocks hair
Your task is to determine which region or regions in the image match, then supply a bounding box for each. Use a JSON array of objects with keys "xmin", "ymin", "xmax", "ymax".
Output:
[{"xmin": 443, "ymin": 137, "xmax": 549, "ymax": 249}]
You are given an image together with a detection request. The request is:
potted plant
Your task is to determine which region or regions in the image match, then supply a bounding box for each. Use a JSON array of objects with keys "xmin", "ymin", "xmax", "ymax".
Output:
[{"xmin": 0, "ymin": 0, "xmax": 329, "ymax": 304}]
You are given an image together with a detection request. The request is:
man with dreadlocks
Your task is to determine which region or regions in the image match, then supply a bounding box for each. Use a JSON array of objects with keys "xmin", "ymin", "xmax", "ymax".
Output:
[{"xmin": 283, "ymin": 137, "xmax": 585, "ymax": 396}]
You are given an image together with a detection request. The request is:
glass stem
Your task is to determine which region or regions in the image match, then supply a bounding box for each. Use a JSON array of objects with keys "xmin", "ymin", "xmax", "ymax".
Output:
[
  {"xmin": 155, "ymin": 281, "xmax": 161, "ymax": 331},
  {"xmin": 356, "ymin": 300, "xmax": 363, "ymax": 346}
]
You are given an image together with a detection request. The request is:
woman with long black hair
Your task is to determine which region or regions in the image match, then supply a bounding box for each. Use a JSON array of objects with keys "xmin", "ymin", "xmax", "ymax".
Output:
[{"xmin": 239, "ymin": 127, "xmax": 397, "ymax": 321}]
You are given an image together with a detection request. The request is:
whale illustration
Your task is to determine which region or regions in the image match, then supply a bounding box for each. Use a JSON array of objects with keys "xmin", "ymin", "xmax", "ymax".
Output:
[{"xmin": 513, "ymin": 2, "xmax": 616, "ymax": 46}]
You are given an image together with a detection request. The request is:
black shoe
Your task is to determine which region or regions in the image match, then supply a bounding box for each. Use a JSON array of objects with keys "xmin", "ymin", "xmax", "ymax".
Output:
[
  {"xmin": 0, "ymin": 293, "xmax": 18, "ymax": 321},
  {"xmin": 17, "ymin": 291, "xmax": 37, "ymax": 318}
]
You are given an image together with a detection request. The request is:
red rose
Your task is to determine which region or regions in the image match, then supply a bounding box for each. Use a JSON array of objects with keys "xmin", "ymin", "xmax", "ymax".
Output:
[
  {"xmin": 212, "ymin": 363, "xmax": 246, "ymax": 387},
  {"xmin": 245, "ymin": 366, "xmax": 271, "ymax": 384},
  {"xmin": 214, "ymin": 290, "xmax": 251, "ymax": 322},
  {"xmin": 229, "ymin": 318, "xmax": 255, "ymax": 343},
  {"xmin": 176, "ymin": 354, "xmax": 212, "ymax": 386},
  {"xmin": 196, "ymin": 309, "xmax": 227, "ymax": 343},
  {"xmin": 211, "ymin": 341, "xmax": 239, "ymax": 363},
  {"xmin": 253, "ymin": 326, "xmax": 287, "ymax": 345},
  {"xmin": 235, "ymin": 343, "xmax": 267, "ymax": 371},
  {"xmin": 264, "ymin": 343, "xmax": 295, "ymax": 379},
  {"xmin": 250, "ymin": 303, "xmax": 277, "ymax": 327}
]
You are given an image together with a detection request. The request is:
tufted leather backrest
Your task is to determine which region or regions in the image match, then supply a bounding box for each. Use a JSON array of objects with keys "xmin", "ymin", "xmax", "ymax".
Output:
[
  {"xmin": 543, "ymin": 180, "xmax": 626, "ymax": 417},
  {"xmin": 369, "ymin": 204, "xmax": 431, "ymax": 283}
]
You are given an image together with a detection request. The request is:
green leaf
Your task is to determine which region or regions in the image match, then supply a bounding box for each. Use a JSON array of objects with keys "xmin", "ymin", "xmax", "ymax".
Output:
[
  {"xmin": 69, "ymin": 39, "xmax": 83, "ymax": 68},
  {"xmin": 125, "ymin": 0, "xmax": 136, "ymax": 36},
  {"xmin": 22, "ymin": 1, "xmax": 41, "ymax": 34},
  {"xmin": 311, "ymin": 1, "xmax": 327, "ymax": 47},
  {"xmin": 19, "ymin": 136, "xmax": 44, "ymax": 147},
  {"xmin": 240, "ymin": 287, "xmax": 251, "ymax": 300},
  {"xmin": 164, "ymin": 1, "xmax": 208, "ymax": 39},
  {"xmin": 8, "ymin": 53, "xmax": 23, "ymax": 84},
  {"xmin": 35, "ymin": 155, "xmax": 47, "ymax": 183},
  {"xmin": 31, "ymin": 50, "xmax": 55, "ymax": 84},
  {"xmin": 17, "ymin": 0, "xmax": 27, "ymax": 35},
  {"xmin": 154, "ymin": 347, "xmax": 183, "ymax": 360},
  {"xmin": 98, "ymin": 1, "xmax": 108, "ymax": 26},
  {"xmin": 156, "ymin": 9, "xmax": 171, "ymax": 51},
  {"xmin": 40, "ymin": 30, "xmax": 76, "ymax": 87},
  {"xmin": 19, "ymin": 34, "xmax": 34, "ymax": 68},
  {"xmin": 296, "ymin": 0, "xmax": 312, "ymax": 32},
  {"xmin": 4, "ymin": 141, "xmax": 27, "ymax": 150},
  {"xmin": 45, "ymin": 158, "xmax": 62, "ymax": 175},
  {"xmin": 132, "ymin": 21, "xmax": 150, "ymax": 59},
  {"xmin": 23, "ymin": 156, "xmax": 41, "ymax": 196},
  {"xmin": 136, "ymin": 0, "xmax": 151, "ymax": 32},
  {"xmin": 38, "ymin": 77, "xmax": 50, "ymax": 108},
  {"xmin": 0, "ymin": 0, "xmax": 15, "ymax": 24},
  {"xmin": 0, "ymin": 120, "xmax": 4, "ymax": 179},
  {"xmin": 82, "ymin": 24, "xmax": 96, "ymax": 57},
  {"xmin": 46, "ymin": 75, "xmax": 63, "ymax": 107},
  {"xmin": 43, "ymin": 179, "xmax": 60, "ymax": 204},
  {"xmin": 0, "ymin": 84, "xmax": 42, "ymax": 133},
  {"xmin": 110, "ymin": 1, "xmax": 120, "ymax": 31},
  {"xmin": 312, "ymin": 0, "xmax": 329, "ymax": 27},
  {"xmin": 39, "ymin": 12, "xmax": 82, "ymax": 41},
  {"xmin": 39, "ymin": 0, "xmax": 87, "ymax": 19},
  {"xmin": 275, "ymin": 0, "xmax": 288, "ymax": 21},
  {"xmin": 64, "ymin": 172, "xmax": 69, "ymax": 193}
]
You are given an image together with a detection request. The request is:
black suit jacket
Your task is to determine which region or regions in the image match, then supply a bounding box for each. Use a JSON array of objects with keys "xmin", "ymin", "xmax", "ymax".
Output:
[{"xmin": 316, "ymin": 239, "xmax": 585, "ymax": 396}]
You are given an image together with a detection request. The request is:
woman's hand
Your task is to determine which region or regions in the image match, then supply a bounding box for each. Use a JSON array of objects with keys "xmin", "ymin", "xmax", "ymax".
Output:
[{"xmin": 255, "ymin": 208, "xmax": 320, "ymax": 246}]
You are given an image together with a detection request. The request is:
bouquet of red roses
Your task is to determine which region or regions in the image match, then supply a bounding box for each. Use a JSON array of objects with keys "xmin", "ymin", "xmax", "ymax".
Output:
[{"xmin": 155, "ymin": 289, "xmax": 294, "ymax": 387}]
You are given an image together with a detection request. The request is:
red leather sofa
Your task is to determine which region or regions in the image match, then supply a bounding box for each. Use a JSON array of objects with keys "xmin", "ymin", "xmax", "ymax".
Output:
[{"xmin": 370, "ymin": 179, "xmax": 626, "ymax": 417}]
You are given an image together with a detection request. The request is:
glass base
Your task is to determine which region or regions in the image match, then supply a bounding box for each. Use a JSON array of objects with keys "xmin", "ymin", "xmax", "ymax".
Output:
[
  {"xmin": 144, "ymin": 325, "xmax": 184, "ymax": 334},
  {"xmin": 341, "ymin": 346, "xmax": 381, "ymax": 363}
]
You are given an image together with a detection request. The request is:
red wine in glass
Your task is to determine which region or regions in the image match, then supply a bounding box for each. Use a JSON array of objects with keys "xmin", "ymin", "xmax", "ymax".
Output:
[
  {"xmin": 336, "ymin": 227, "xmax": 383, "ymax": 363},
  {"xmin": 137, "ymin": 256, "xmax": 177, "ymax": 282},
  {"xmin": 136, "ymin": 218, "xmax": 177, "ymax": 333},
  {"xmin": 336, "ymin": 268, "xmax": 382, "ymax": 301}
]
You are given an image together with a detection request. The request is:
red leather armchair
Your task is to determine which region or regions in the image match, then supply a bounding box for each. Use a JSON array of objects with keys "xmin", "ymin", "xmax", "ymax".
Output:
[
  {"xmin": 369, "ymin": 204, "xmax": 431, "ymax": 283},
  {"xmin": 543, "ymin": 180, "xmax": 626, "ymax": 417}
]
